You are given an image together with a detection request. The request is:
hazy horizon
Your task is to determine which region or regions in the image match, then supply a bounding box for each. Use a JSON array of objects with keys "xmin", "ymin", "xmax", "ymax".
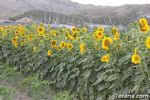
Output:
[{"xmin": 71, "ymin": 0, "xmax": 150, "ymax": 6}]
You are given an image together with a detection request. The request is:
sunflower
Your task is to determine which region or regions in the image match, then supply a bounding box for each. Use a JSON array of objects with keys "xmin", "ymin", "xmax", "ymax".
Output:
[
  {"xmin": 94, "ymin": 43, "xmax": 100, "ymax": 51},
  {"xmin": 102, "ymin": 37, "xmax": 113, "ymax": 50},
  {"xmin": 68, "ymin": 35, "xmax": 74, "ymax": 41},
  {"xmin": 0, "ymin": 27, "xmax": 4, "ymax": 32},
  {"xmin": 12, "ymin": 37, "xmax": 19, "ymax": 48},
  {"xmin": 37, "ymin": 27, "xmax": 45, "ymax": 35},
  {"xmin": 50, "ymin": 40, "xmax": 57, "ymax": 47},
  {"xmin": 47, "ymin": 24, "xmax": 51, "ymax": 28},
  {"xmin": 15, "ymin": 31, "xmax": 19, "ymax": 35},
  {"xmin": 139, "ymin": 18, "xmax": 148, "ymax": 26},
  {"xmin": 131, "ymin": 48, "xmax": 141, "ymax": 64},
  {"xmin": 50, "ymin": 30, "xmax": 57, "ymax": 37},
  {"xmin": 94, "ymin": 30, "xmax": 103, "ymax": 41},
  {"xmin": 12, "ymin": 36, "xmax": 19, "ymax": 43},
  {"xmin": 56, "ymin": 46, "xmax": 61, "ymax": 51},
  {"xmin": 125, "ymin": 36, "xmax": 129, "ymax": 40},
  {"xmin": 101, "ymin": 54, "xmax": 110, "ymax": 63},
  {"xmin": 140, "ymin": 25, "xmax": 150, "ymax": 33},
  {"xmin": 80, "ymin": 42, "xmax": 86, "ymax": 55},
  {"xmin": 132, "ymin": 54, "xmax": 141, "ymax": 64},
  {"xmin": 112, "ymin": 26, "xmax": 118, "ymax": 34},
  {"xmin": 82, "ymin": 27, "xmax": 87, "ymax": 32},
  {"xmin": 72, "ymin": 33, "xmax": 78, "ymax": 40},
  {"xmin": 98, "ymin": 27, "xmax": 104, "ymax": 33},
  {"xmin": 40, "ymin": 23, "xmax": 44, "ymax": 27},
  {"xmin": 139, "ymin": 18, "xmax": 149, "ymax": 33},
  {"xmin": 14, "ymin": 42, "xmax": 19, "ymax": 48},
  {"xmin": 146, "ymin": 37, "xmax": 150, "ymax": 49},
  {"xmin": 112, "ymin": 27, "xmax": 120, "ymax": 40},
  {"xmin": 116, "ymin": 44, "xmax": 122, "ymax": 49},
  {"xmin": 67, "ymin": 43, "xmax": 73, "ymax": 50},
  {"xmin": 21, "ymin": 41, "xmax": 25, "ymax": 46},
  {"xmin": 47, "ymin": 50, "xmax": 52, "ymax": 57},
  {"xmin": 113, "ymin": 33, "xmax": 120, "ymax": 41},
  {"xmin": 71, "ymin": 27, "xmax": 77, "ymax": 33},
  {"xmin": 20, "ymin": 33, "xmax": 26, "ymax": 37},
  {"xmin": 2, "ymin": 32, "xmax": 7, "ymax": 37},
  {"xmin": 59, "ymin": 41, "xmax": 66, "ymax": 48},
  {"xmin": 12, "ymin": 37, "xmax": 17, "ymax": 43},
  {"xmin": 28, "ymin": 35, "xmax": 32, "ymax": 41}
]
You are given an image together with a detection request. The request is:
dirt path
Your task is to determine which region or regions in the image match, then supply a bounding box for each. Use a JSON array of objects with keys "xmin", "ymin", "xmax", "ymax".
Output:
[
  {"xmin": 0, "ymin": 82, "xmax": 32, "ymax": 100},
  {"xmin": 14, "ymin": 92, "xmax": 32, "ymax": 100}
]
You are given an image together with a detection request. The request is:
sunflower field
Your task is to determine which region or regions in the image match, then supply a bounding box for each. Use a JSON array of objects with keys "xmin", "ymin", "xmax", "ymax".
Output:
[{"xmin": 0, "ymin": 18, "xmax": 150, "ymax": 100}]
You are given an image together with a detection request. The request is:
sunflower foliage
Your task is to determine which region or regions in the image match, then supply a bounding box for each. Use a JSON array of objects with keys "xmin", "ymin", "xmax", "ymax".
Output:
[{"xmin": 0, "ymin": 19, "xmax": 150, "ymax": 100}]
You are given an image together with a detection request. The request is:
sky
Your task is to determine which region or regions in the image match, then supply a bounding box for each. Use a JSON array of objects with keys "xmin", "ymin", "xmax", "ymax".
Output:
[{"xmin": 71, "ymin": 0, "xmax": 150, "ymax": 6}]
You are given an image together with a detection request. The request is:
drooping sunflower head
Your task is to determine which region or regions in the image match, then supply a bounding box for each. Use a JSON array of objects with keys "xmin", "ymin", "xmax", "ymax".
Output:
[
  {"xmin": 0, "ymin": 27, "xmax": 4, "ymax": 32},
  {"xmin": 112, "ymin": 26, "xmax": 119, "ymax": 34},
  {"xmin": 20, "ymin": 41, "xmax": 25, "ymax": 46},
  {"xmin": 94, "ymin": 43, "xmax": 100, "ymax": 51},
  {"xmin": 139, "ymin": 18, "xmax": 149, "ymax": 33},
  {"xmin": 139, "ymin": 18, "xmax": 148, "ymax": 26},
  {"xmin": 14, "ymin": 42, "xmax": 19, "ymax": 48},
  {"xmin": 28, "ymin": 35, "xmax": 33, "ymax": 41},
  {"xmin": 12, "ymin": 36, "xmax": 19, "ymax": 48},
  {"xmin": 113, "ymin": 33, "xmax": 120, "ymax": 41},
  {"xmin": 140, "ymin": 25, "xmax": 150, "ymax": 33},
  {"xmin": 68, "ymin": 35, "xmax": 74, "ymax": 41},
  {"xmin": 80, "ymin": 42, "xmax": 86, "ymax": 55},
  {"xmin": 116, "ymin": 44, "xmax": 122, "ymax": 49},
  {"xmin": 50, "ymin": 40, "xmax": 57, "ymax": 47},
  {"xmin": 101, "ymin": 54, "xmax": 110, "ymax": 63},
  {"xmin": 40, "ymin": 23, "xmax": 44, "ymax": 27},
  {"xmin": 47, "ymin": 50, "xmax": 52, "ymax": 57},
  {"xmin": 146, "ymin": 37, "xmax": 150, "ymax": 49},
  {"xmin": 81, "ymin": 27, "xmax": 88, "ymax": 32},
  {"xmin": 112, "ymin": 26, "xmax": 120, "ymax": 40},
  {"xmin": 50, "ymin": 30, "xmax": 57, "ymax": 37}
]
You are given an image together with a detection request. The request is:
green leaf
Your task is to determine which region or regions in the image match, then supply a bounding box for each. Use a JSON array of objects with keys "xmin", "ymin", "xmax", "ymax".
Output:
[
  {"xmin": 106, "ymin": 74, "xmax": 117, "ymax": 82},
  {"xmin": 83, "ymin": 69, "xmax": 91, "ymax": 79}
]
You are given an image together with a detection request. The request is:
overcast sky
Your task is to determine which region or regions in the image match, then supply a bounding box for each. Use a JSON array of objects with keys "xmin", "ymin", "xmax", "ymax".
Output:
[{"xmin": 71, "ymin": 0, "xmax": 150, "ymax": 6}]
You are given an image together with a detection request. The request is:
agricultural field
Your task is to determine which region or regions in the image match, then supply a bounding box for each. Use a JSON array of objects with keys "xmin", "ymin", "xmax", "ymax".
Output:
[{"xmin": 0, "ymin": 18, "xmax": 150, "ymax": 100}]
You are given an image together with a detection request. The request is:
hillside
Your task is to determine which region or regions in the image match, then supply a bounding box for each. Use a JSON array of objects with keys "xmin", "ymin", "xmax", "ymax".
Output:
[
  {"xmin": 0, "ymin": 0, "xmax": 150, "ymax": 25},
  {"xmin": 0, "ymin": 0, "xmax": 95, "ymax": 18}
]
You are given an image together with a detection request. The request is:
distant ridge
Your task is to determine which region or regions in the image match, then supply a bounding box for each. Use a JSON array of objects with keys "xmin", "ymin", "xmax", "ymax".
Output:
[{"xmin": 0, "ymin": 0, "xmax": 150, "ymax": 25}]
